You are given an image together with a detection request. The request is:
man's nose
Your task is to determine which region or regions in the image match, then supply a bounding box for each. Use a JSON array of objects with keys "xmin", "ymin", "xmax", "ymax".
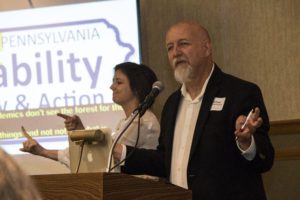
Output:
[{"xmin": 173, "ymin": 45, "xmax": 182, "ymax": 57}]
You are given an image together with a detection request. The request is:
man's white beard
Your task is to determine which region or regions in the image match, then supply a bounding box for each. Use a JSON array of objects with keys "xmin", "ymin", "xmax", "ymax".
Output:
[{"xmin": 174, "ymin": 65, "xmax": 193, "ymax": 84}]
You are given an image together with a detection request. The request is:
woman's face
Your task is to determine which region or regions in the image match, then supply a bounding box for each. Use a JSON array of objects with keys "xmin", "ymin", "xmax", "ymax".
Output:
[{"xmin": 110, "ymin": 70, "xmax": 138, "ymax": 107}]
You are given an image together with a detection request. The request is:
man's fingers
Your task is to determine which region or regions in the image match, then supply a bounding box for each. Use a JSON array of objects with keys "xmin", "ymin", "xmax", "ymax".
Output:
[
  {"xmin": 252, "ymin": 107, "xmax": 261, "ymax": 120},
  {"xmin": 21, "ymin": 126, "xmax": 32, "ymax": 139},
  {"xmin": 254, "ymin": 117, "xmax": 263, "ymax": 129},
  {"xmin": 57, "ymin": 113, "xmax": 71, "ymax": 120}
]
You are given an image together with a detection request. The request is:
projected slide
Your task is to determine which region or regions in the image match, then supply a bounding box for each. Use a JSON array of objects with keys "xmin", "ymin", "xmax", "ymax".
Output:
[{"xmin": 0, "ymin": 0, "xmax": 140, "ymax": 154}]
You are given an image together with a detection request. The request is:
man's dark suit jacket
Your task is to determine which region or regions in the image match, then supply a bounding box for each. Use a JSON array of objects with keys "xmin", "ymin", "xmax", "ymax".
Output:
[{"xmin": 122, "ymin": 65, "xmax": 274, "ymax": 200}]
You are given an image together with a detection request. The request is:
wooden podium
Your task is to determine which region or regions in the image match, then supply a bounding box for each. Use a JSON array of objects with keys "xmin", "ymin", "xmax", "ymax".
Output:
[{"xmin": 31, "ymin": 172, "xmax": 192, "ymax": 200}]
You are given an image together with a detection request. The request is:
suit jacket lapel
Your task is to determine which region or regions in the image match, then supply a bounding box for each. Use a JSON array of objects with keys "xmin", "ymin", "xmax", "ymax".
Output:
[{"xmin": 189, "ymin": 66, "xmax": 223, "ymax": 161}]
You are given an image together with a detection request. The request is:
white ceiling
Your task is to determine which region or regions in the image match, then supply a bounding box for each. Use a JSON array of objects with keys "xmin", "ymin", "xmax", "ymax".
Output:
[{"xmin": 0, "ymin": 0, "xmax": 100, "ymax": 11}]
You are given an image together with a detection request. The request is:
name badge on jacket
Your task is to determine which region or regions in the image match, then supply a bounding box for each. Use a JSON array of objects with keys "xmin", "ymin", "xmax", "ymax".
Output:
[{"xmin": 210, "ymin": 97, "xmax": 226, "ymax": 111}]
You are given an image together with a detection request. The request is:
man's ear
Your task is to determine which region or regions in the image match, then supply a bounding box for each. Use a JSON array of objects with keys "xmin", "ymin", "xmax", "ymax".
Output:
[{"xmin": 203, "ymin": 40, "xmax": 212, "ymax": 57}]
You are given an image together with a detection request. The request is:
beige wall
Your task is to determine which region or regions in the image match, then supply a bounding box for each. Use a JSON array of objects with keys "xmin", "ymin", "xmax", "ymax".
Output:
[{"xmin": 139, "ymin": 0, "xmax": 300, "ymax": 121}]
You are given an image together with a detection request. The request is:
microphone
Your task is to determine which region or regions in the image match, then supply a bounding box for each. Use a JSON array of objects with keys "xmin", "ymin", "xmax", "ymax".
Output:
[{"xmin": 137, "ymin": 81, "xmax": 164, "ymax": 116}]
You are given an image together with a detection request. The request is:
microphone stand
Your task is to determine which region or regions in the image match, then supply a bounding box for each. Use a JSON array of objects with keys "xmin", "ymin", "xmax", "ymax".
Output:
[{"xmin": 106, "ymin": 109, "xmax": 140, "ymax": 172}]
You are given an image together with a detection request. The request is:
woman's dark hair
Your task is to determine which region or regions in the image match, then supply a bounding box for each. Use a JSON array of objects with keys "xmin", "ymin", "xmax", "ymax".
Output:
[{"xmin": 114, "ymin": 62, "xmax": 158, "ymax": 103}]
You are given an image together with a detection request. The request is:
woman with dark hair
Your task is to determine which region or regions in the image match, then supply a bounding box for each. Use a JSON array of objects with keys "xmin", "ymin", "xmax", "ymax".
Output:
[
  {"xmin": 110, "ymin": 62, "xmax": 160, "ymax": 150},
  {"xmin": 21, "ymin": 62, "xmax": 160, "ymax": 169},
  {"xmin": 114, "ymin": 62, "xmax": 158, "ymax": 104}
]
